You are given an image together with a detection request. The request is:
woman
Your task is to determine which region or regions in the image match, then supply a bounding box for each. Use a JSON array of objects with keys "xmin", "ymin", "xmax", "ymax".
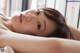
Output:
[
  {"xmin": 0, "ymin": 8, "xmax": 74, "ymax": 38},
  {"xmin": 0, "ymin": 8, "xmax": 80, "ymax": 53}
]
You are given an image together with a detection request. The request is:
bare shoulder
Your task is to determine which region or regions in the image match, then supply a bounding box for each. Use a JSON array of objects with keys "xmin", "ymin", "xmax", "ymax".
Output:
[{"xmin": 68, "ymin": 26, "xmax": 80, "ymax": 40}]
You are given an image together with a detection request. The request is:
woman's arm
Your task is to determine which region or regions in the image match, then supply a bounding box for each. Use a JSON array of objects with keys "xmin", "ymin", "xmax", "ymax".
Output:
[
  {"xmin": 0, "ymin": 29, "xmax": 80, "ymax": 53},
  {"xmin": 0, "ymin": 29, "xmax": 61, "ymax": 53},
  {"xmin": 56, "ymin": 38, "xmax": 80, "ymax": 53}
]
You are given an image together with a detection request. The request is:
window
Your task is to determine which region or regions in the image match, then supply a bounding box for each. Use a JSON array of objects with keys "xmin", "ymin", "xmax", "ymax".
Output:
[
  {"xmin": 78, "ymin": 5, "xmax": 80, "ymax": 29},
  {"xmin": 0, "ymin": 0, "xmax": 22, "ymax": 19},
  {"xmin": 30, "ymin": 0, "xmax": 46, "ymax": 9},
  {"xmin": 0, "ymin": 0, "xmax": 5, "ymax": 14},
  {"xmin": 22, "ymin": 0, "xmax": 28, "ymax": 11},
  {"xmin": 9, "ymin": 0, "xmax": 22, "ymax": 17},
  {"xmin": 30, "ymin": 0, "xmax": 56, "ymax": 9},
  {"xmin": 66, "ymin": 0, "xmax": 80, "ymax": 28}
]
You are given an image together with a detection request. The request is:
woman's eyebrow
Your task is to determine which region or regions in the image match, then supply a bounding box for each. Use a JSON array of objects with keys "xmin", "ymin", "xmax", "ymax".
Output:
[
  {"xmin": 37, "ymin": 9, "xmax": 40, "ymax": 11},
  {"xmin": 43, "ymin": 21, "xmax": 46, "ymax": 32}
]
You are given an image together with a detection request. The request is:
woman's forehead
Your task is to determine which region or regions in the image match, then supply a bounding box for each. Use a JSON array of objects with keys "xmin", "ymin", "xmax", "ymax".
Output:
[{"xmin": 27, "ymin": 9, "xmax": 43, "ymax": 12}]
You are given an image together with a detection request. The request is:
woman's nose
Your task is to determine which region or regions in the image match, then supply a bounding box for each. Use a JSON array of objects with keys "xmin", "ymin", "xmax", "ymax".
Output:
[{"xmin": 25, "ymin": 13, "xmax": 32, "ymax": 22}]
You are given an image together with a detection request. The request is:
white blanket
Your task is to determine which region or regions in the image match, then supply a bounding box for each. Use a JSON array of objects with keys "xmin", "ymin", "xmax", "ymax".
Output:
[{"xmin": 0, "ymin": 46, "xmax": 15, "ymax": 53}]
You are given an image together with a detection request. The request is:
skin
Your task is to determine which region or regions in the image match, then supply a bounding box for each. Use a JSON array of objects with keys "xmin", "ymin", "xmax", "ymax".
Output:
[
  {"xmin": 0, "ymin": 29, "xmax": 80, "ymax": 53},
  {"xmin": 1, "ymin": 9, "xmax": 57, "ymax": 36},
  {"xmin": 0, "ymin": 9, "xmax": 80, "ymax": 53}
]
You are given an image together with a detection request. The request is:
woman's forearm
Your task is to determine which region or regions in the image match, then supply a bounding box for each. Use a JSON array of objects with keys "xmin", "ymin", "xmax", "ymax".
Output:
[{"xmin": 0, "ymin": 30, "xmax": 60, "ymax": 53}]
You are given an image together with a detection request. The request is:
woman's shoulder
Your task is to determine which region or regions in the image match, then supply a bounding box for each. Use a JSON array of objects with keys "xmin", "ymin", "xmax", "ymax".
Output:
[{"xmin": 69, "ymin": 26, "xmax": 80, "ymax": 40}]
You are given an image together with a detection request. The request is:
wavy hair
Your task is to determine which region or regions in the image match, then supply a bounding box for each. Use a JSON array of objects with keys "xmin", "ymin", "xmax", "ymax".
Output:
[{"xmin": 42, "ymin": 8, "xmax": 73, "ymax": 39}]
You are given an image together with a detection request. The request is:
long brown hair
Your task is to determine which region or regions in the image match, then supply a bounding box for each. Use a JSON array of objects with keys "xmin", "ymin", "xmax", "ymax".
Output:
[{"xmin": 42, "ymin": 8, "xmax": 73, "ymax": 39}]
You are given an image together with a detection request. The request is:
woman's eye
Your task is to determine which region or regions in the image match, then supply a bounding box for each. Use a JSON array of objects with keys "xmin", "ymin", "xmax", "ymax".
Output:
[
  {"xmin": 37, "ymin": 21, "xmax": 41, "ymax": 29},
  {"xmin": 36, "ymin": 9, "xmax": 40, "ymax": 15}
]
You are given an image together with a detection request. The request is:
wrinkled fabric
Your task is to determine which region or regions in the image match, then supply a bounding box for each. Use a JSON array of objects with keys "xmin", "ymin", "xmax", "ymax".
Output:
[{"xmin": 0, "ymin": 46, "xmax": 15, "ymax": 53}]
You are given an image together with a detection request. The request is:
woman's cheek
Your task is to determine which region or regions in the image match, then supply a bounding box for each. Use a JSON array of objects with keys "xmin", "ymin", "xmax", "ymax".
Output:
[{"xmin": 25, "ymin": 26, "xmax": 37, "ymax": 34}]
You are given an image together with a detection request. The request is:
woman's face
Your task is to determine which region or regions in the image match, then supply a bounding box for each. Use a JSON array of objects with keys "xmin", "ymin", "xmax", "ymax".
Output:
[{"xmin": 11, "ymin": 9, "xmax": 57, "ymax": 36}]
